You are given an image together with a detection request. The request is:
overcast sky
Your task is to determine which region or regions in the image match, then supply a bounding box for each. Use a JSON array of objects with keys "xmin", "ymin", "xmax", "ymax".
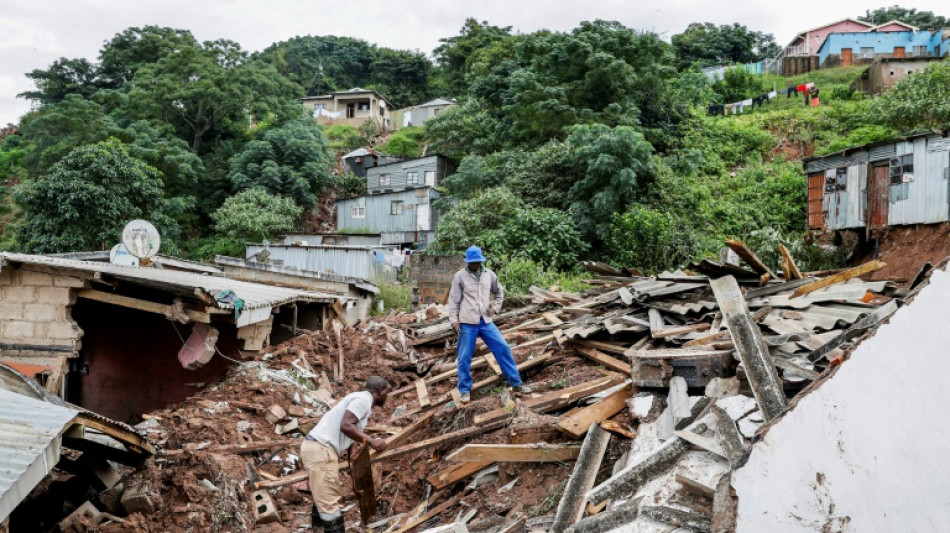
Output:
[{"xmin": 1, "ymin": 0, "xmax": 947, "ymax": 124}]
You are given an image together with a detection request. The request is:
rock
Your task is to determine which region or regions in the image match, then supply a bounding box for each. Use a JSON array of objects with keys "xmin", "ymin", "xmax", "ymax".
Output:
[
  {"xmin": 265, "ymin": 404, "xmax": 287, "ymax": 424},
  {"xmin": 276, "ymin": 418, "xmax": 299, "ymax": 435},
  {"xmin": 236, "ymin": 420, "xmax": 255, "ymax": 433}
]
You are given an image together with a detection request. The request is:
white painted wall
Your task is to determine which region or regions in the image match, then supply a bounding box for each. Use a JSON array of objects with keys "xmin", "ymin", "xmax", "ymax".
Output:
[{"xmin": 733, "ymin": 267, "xmax": 950, "ymax": 532}]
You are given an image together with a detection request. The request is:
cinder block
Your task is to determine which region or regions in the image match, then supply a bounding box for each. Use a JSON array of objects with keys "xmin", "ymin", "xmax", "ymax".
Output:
[
  {"xmin": 48, "ymin": 320, "xmax": 81, "ymax": 340},
  {"xmin": 23, "ymin": 303, "xmax": 60, "ymax": 322},
  {"xmin": 121, "ymin": 480, "xmax": 158, "ymax": 515},
  {"xmin": 17, "ymin": 271, "xmax": 54, "ymax": 286},
  {"xmin": 54, "ymin": 276, "xmax": 87, "ymax": 288},
  {"xmin": 36, "ymin": 287, "xmax": 73, "ymax": 305},
  {"xmin": 59, "ymin": 501, "xmax": 102, "ymax": 529},
  {"xmin": 2, "ymin": 286, "xmax": 36, "ymax": 303},
  {"xmin": 3, "ymin": 321, "xmax": 34, "ymax": 339},
  {"xmin": 0, "ymin": 303, "xmax": 23, "ymax": 320},
  {"xmin": 251, "ymin": 490, "xmax": 281, "ymax": 524}
]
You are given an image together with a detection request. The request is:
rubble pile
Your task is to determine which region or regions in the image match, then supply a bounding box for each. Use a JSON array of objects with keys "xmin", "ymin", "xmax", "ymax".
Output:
[{"xmin": 80, "ymin": 241, "xmax": 909, "ymax": 533}]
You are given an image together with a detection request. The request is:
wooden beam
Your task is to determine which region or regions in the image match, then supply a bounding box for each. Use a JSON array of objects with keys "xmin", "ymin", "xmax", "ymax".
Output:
[
  {"xmin": 483, "ymin": 353, "xmax": 502, "ymax": 375},
  {"xmin": 573, "ymin": 340, "xmax": 629, "ymax": 356},
  {"xmin": 447, "ymin": 444, "xmax": 581, "ymax": 463},
  {"xmin": 551, "ymin": 424, "xmax": 611, "ymax": 533},
  {"xmin": 77, "ymin": 289, "xmax": 210, "ymax": 323},
  {"xmin": 574, "ymin": 346, "xmax": 631, "ymax": 374},
  {"xmin": 651, "ymin": 322, "xmax": 711, "ymax": 339},
  {"xmin": 790, "ymin": 260, "xmax": 886, "ymax": 299},
  {"xmin": 349, "ymin": 443, "xmax": 376, "ymax": 521},
  {"xmin": 543, "ymin": 312, "xmax": 564, "ymax": 326},
  {"xmin": 415, "ymin": 379, "xmax": 431, "ymax": 408},
  {"xmin": 427, "ymin": 460, "xmax": 494, "ymax": 490},
  {"xmin": 557, "ymin": 384, "xmax": 634, "ymax": 439},
  {"xmin": 725, "ymin": 239, "xmax": 777, "ymax": 279},
  {"xmin": 474, "ymin": 376, "xmax": 623, "ymax": 426},
  {"xmin": 372, "ymin": 419, "xmax": 511, "ymax": 462},
  {"xmin": 390, "ymin": 491, "xmax": 467, "ymax": 533},
  {"xmin": 778, "ymin": 244, "xmax": 803, "ymax": 280},
  {"xmin": 380, "ymin": 409, "xmax": 436, "ymax": 452},
  {"xmin": 332, "ymin": 319, "xmax": 344, "ymax": 383}
]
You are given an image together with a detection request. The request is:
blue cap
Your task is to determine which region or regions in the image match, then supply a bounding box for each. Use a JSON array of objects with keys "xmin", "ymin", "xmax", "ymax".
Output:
[{"xmin": 464, "ymin": 246, "xmax": 486, "ymax": 263}]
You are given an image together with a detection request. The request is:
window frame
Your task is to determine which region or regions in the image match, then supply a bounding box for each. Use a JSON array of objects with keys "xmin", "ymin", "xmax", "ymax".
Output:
[
  {"xmin": 350, "ymin": 204, "xmax": 365, "ymax": 218},
  {"xmin": 407, "ymin": 171, "xmax": 419, "ymax": 185},
  {"xmin": 378, "ymin": 174, "xmax": 391, "ymax": 187},
  {"xmin": 390, "ymin": 200, "xmax": 404, "ymax": 215}
]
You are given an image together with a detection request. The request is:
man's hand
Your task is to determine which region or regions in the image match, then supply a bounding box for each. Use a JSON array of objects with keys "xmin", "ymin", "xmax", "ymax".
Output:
[
  {"xmin": 369, "ymin": 438, "xmax": 387, "ymax": 452},
  {"xmin": 486, "ymin": 307, "xmax": 496, "ymax": 318},
  {"xmin": 451, "ymin": 320, "xmax": 460, "ymax": 333}
]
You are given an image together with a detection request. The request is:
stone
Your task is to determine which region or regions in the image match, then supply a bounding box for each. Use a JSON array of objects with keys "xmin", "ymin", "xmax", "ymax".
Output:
[
  {"xmin": 276, "ymin": 418, "xmax": 299, "ymax": 435},
  {"xmin": 251, "ymin": 490, "xmax": 281, "ymax": 524},
  {"xmin": 121, "ymin": 480, "xmax": 158, "ymax": 515},
  {"xmin": 265, "ymin": 404, "xmax": 288, "ymax": 424},
  {"xmin": 59, "ymin": 501, "xmax": 102, "ymax": 529}
]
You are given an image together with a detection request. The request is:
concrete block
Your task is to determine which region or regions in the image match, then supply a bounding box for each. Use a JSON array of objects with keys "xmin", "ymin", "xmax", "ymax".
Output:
[
  {"xmin": 2, "ymin": 286, "xmax": 36, "ymax": 303},
  {"xmin": 54, "ymin": 276, "xmax": 87, "ymax": 288},
  {"xmin": 265, "ymin": 404, "xmax": 287, "ymax": 424},
  {"xmin": 3, "ymin": 321, "xmax": 34, "ymax": 339},
  {"xmin": 59, "ymin": 501, "xmax": 102, "ymax": 529},
  {"xmin": 275, "ymin": 418, "xmax": 299, "ymax": 435},
  {"xmin": 98, "ymin": 483, "xmax": 126, "ymax": 515},
  {"xmin": 48, "ymin": 320, "xmax": 81, "ymax": 340},
  {"xmin": 177, "ymin": 323, "xmax": 218, "ymax": 370},
  {"xmin": 36, "ymin": 286, "xmax": 73, "ymax": 305},
  {"xmin": 17, "ymin": 271, "xmax": 54, "ymax": 286},
  {"xmin": 0, "ymin": 303, "xmax": 23, "ymax": 320},
  {"xmin": 81, "ymin": 454, "xmax": 121, "ymax": 489},
  {"xmin": 121, "ymin": 480, "xmax": 158, "ymax": 515},
  {"xmin": 251, "ymin": 490, "xmax": 281, "ymax": 524},
  {"xmin": 23, "ymin": 303, "xmax": 60, "ymax": 322}
]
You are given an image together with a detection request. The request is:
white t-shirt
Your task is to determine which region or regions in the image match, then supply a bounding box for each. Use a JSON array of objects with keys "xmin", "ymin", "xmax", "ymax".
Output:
[{"xmin": 308, "ymin": 391, "xmax": 373, "ymax": 455}]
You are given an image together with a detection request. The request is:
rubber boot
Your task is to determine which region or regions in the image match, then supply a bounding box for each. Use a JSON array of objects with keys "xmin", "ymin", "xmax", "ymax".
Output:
[
  {"xmin": 312, "ymin": 505, "xmax": 323, "ymax": 531},
  {"xmin": 323, "ymin": 516, "xmax": 345, "ymax": 533}
]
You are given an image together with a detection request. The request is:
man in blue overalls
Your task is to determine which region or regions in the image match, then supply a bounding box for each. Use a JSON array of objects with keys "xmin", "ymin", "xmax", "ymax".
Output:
[{"xmin": 448, "ymin": 246, "xmax": 532, "ymax": 404}]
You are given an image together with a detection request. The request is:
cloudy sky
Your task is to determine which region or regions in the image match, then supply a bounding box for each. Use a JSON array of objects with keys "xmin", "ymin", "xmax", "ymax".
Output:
[{"xmin": 1, "ymin": 0, "xmax": 947, "ymax": 123}]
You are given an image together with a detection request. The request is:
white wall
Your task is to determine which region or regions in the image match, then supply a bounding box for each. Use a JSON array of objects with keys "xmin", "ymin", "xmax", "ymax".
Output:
[{"xmin": 733, "ymin": 267, "xmax": 950, "ymax": 532}]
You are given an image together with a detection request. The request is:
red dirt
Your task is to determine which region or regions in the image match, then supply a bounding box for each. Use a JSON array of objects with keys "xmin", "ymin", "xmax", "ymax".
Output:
[{"xmin": 861, "ymin": 223, "xmax": 950, "ymax": 285}]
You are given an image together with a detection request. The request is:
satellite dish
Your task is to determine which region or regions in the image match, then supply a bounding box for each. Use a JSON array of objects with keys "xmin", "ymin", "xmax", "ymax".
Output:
[
  {"xmin": 122, "ymin": 220, "xmax": 161, "ymax": 260},
  {"xmin": 109, "ymin": 244, "xmax": 140, "ymax": 267}
]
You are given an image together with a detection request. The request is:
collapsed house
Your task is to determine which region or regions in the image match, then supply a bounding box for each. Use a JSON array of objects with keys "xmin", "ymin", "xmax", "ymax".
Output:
[
  {"xmin": 0, "ymin": 252, "xmax": 351, "ymax": 422},
  {"xmin": 17, "ymin": 239, "xmax": 936, "ymax": 532}
]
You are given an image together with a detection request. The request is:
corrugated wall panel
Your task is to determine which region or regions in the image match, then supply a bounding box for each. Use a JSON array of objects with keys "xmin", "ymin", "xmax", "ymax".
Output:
[
  {"xmin": 246, "ymin": 246, "xmax": 397, "ymax": 283},
  {"xmin": 868, "ymin": 144, "xmax": 896, "ymax": 162},
  {"xmin": 339, "ymin": 189, "xmax": 434, "ymax": 233},
  {"xmin": 922, "ymin": 143, "xmax": 950, "ymax": 223},
  {"xmin": 846, "ymin": 164, "xmax": 865, "ymax": 227}
]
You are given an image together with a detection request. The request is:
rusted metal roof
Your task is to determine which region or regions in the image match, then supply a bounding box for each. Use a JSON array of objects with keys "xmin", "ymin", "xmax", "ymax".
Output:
[{"xmin": 0, "ymin": 253, "xmax": 343, "ymax": 315}]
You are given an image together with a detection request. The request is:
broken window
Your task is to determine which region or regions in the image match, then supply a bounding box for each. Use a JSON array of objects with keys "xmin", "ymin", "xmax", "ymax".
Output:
[
  {"xmin": 890, "ymin": 154, "xmax": 913, "ymax": 184},
  {"xmin": 407, "ymin": 171, "xmax": 419, "ymax": 185},
  {"xmin": 391, "ymin": 200, "xmax": 404, "ymax": 215}
]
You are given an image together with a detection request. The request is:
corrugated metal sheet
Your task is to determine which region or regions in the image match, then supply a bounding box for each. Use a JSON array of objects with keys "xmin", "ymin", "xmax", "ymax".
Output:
[
  {"xmin": 0, "ymin": 389, "xmax": 79, "ymax": 521},
  {"xmin": 338, "ymin": 188, "xmax": 439, "ymax": 234},
  {"xmin": 0, "ymin": 253, "xmax": 341, "ymax": 314},
  {"xmin": 247, "ymin": 245, "xmax": 398, "ymax": 283},
  {"xmin": 282, "ymin": 233, "xmax": 382, "ymax": 247},
  {"xmin": 889, "ymin": 137, "xmax": 949, "ymax": 225}
]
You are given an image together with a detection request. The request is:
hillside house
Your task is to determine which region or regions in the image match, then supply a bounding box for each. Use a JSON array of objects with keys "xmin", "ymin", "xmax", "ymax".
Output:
[
  {"xmin": 851, "ymin": 56, "xmax": 946, "ymax": 94},
  {"xmin": 804, "ymin": 131, "xmax": 950, "ymax": 232},
  {"xmin": 779, "ymin": 18, "xmax": 918, "ymax": 74},
  {"xmin": 337, "ymin": 155, "xmax": 457, "ymax": 247},
  {"xmin": 341, "ymin": 148, "xmax": 405, "ymax": 177},
  {"xmin": 302, "ymin": 88, "xmax": 394, "ymax": 130},
  {"xmin": 393, "ymin": 98, "xmax": 457, "ymax": 129},
  {"xmin": 818, "ymin": 29, "xmax": 950, "ymax": 68}
]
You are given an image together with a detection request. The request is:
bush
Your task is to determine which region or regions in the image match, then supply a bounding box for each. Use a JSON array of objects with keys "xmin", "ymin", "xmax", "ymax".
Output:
[
  {"xmin": 492, "ymin": 257, "xmax": 588, "ymax": 299},
  {"xmin": 376, "ymin": 282, "xmax": 412, "ymax": 312},
  {"xmin": 212, "ymin": 189, "xmax": 302, "ymax": 242},
  {"xmin": 323, "ymin": 125, "xmax": 364, "ymax": 153},
  {"xmin": 380, "ymin": 126, "xmax": 425, "ymax": 158},
  {"xmin": 605, "ymin": 206, "xmax": 708, "ymax": 273},
  {"xmin": 493, "ymin": 208, "xmax": 588, "ymax": 270}
]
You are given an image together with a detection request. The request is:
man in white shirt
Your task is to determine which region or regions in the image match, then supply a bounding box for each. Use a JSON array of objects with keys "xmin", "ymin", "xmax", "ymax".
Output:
[{"xmin": 301, "ymin": 376, "xmax": 389, "ymax": 532}]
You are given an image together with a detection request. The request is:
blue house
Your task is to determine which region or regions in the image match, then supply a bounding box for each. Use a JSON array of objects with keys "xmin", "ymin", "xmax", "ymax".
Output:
[{"xmin": 818, "ymin": 29, "xmax": 950, "ymax": 68}]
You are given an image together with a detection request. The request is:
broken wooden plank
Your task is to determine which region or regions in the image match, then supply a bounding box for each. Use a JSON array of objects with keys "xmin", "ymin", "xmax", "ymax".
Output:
[
  {"xmin": 415, "ymin": 380, "xmax": 431, "ymax": 408},
  {"xmin": 725, "ymin": 239, "xmax": 776, "ymax": 279},
  {"xmin": 77, "ymin": 289, "xmax": 209, "ymax": 323},
  {"xmin": 447, "ymin": 444, "xmax": 581, "ymax": 463},
  {"xmin": 382, "ymin": 409, "xmax": 437, "ymax": 452},
  {"xmin": 631, "ymin": 348, "xmax": 734, "ymax": 361},
  {"xmin": 710, "ymin": 276, "xmax": 787, "ymax": 422},
  {"xmin": 652, "ymin": 322, "xmax": 712, "ymax": 339},
  {"xmin": 574, "ymin": 339, "xmax": 629, "ymax": 356},
  {"xmin": 600, "ymin": 420, "xmax": 635, "ymax": 439},
  {"xmin": 474, "ymin": 376, "xmax": 623, "ymax": 426},
  {"xmin": 390, "ymin": 491, "xmax": 468, "ymax": 533},
  {"xmin": 684, "ymin": 330, "xmax": 728, "ymax": 347},
  {"xmin": 550, "ymin": 424, "xmax": 611, "ymax": 533},
  {"xmin": 373, "ymin": 419, "xmax": 511, "ymax": 463},
  {"xmin": 349, "ymin": 443, "xmax": 376, "ymax": 522},
  {"xmin": 574, "ymin": 346, "xmax": 632, "ymax": 374},
  {"xmin": 543, "ymin": 312, "xmax": 564, "ymax": 326},
  {"xmin": 778, "ymin": 244, "xmax": 803, "ymax": 280},
  {"xmin": 332, "ymin": 319, "xmax": 344, "ymax": 383},
  {"xmin": 557, "ymin": 384, "xmax": 634, "ymax": 439},
  {"xmin": 790, "ymin": 260, "xmax": 886, "ymax": 299},
  {"xmin": 427, "ymin": 461, "xmax": 494, "ymax": 490},
  {"xmin": 483, "ymin": 353, "xmax": 502, "ymax": 375}
]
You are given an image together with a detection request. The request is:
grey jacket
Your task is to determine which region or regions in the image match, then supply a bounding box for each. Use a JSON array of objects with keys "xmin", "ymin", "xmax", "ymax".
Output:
[{"xmin": 448, "ymin": 267, "xmax": 505, "ymax": 325}]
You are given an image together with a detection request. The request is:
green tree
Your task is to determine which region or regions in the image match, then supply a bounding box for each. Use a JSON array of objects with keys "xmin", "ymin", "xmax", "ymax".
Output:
[
  {"xmin": 380, "ymin": 126, "xmax": 425, "ymax": 158},
  {"xmin": 128, "ymin": 39, "xmax": 301, "ymax": 153},
  {"xmin": 566, "ymin": 124, "xmax": 657, "ymax": 236},
  {"xmin": 212, "ymin": 189, "xmax": 301, "ymax": 242},
  {"xmin": 871, "ymin": 61, "xmax": 950, "ymax": 131},
  {"xmin": 429, "ymin": 187, "xmax": 524, "ymax": 253},
  {"xmin": 18, "ymin": 58, "xmax": 103, "ymax": 105},
  {"xmin": 98, "ymin": 26, "xmax": 199, "ymax": 87},
  {"xmin": 424, "ymin": 98, "xmax": 502, "ymax": 161},
  {"xmin": 16, "ymin": 141, "xmax": 165, "ymax": 252},
  {"xmin": 433, "ymin": 19, "xmax": 514, "ymax": 96},
  {"xmin": 228, "ymin": 119, "xmax": 334, "ymax": 207},
  {"xmin": 369, "ymin": 48, "xmax": 434, "ymax": 108},
  {"xmin": 859, "ymin": 6, "xmax": 948, "ymax": 29},
  {"xmin": 493, "ymin": 208, "xmax": 587, "ymax": 269},
  {"xmin": 672, "ymin": 23, "xmax": 780, "ymax": 70},
  {"xmin": 712, "ymin": 66, "xmax": 766, "ymax": 103}
]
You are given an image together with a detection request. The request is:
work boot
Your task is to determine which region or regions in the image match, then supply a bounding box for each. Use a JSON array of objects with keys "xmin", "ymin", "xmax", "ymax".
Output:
[
  {"xmin": 312, "ymin": 505, "xmax": 323, "ymax": 531},
  {"xmin": 512, "ymin": 384, "xmax": 533, "ymax": 394},
  {"xmin": 323, "ymin": 516, "xmax": 345, "ymax": 533},
  {"xmin": 458, "ymin": 393, "xmax": 470, "ymax": 405}
]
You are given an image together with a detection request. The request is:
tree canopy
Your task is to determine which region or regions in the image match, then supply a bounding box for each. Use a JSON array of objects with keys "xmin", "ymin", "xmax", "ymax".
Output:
[
  {"xmin": 671, "ymin": 23, "xmax": 780, "ymax": 70},
  {"xmin": 859, "ymin": 6, "xmax": 949, "ymax": 29}
]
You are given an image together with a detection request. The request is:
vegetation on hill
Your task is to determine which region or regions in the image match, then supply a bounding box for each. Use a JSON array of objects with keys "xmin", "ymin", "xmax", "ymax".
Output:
[{"xmin": 1, "ymin": 9, "xmax": 949, "ymax": 283}]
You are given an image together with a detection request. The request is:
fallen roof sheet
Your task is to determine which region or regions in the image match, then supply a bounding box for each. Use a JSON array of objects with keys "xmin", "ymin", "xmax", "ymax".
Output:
[{"xmin": 0, "ymin": 253, "xmax": 343, "ymax": 315}]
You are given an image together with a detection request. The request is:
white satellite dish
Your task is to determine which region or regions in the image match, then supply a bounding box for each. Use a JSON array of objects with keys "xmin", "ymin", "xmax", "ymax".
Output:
[
  {"xmin": 121, "ymin": 220, "xmax": 161, "ymax": 260},
  {"xmin": 109, "ymin": 244, "xmax": 140, "ymax": 267}
]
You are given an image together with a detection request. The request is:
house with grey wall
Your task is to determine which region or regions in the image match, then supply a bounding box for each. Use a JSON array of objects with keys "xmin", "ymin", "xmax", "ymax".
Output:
[
  {"xmin": 341, "ymin": 148, "xmax": 405, "ymax": 178},
  {"xmin": 336, "ymin": 155, "xmax": 456, "ymax": 247},
  {"xmin": 803, "ymin": 131, "xmax": 950, "ymax": 233},
  {"xmin": 392, "ymin": 98, "xmax": 457, "ymax": 129}
]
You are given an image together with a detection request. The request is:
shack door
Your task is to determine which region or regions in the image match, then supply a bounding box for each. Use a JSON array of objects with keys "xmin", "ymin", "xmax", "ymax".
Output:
[
  {"xmin": 869, "ymin": 164, "xmax": 889, "ymax": 228},
  {"xmin": 893, "ymin": 47, "xmax": 905, "ymax": 59},
  {"xmin": 807, "ymin": 173, "xmax": 825, "ymax": 229},
  {"xmin": 841, "ymin": 48, "xmax": 853, "ymax": 66}
]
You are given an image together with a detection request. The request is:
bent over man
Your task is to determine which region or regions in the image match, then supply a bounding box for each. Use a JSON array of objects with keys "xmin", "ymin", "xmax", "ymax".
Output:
[
  {"xmin": 448, "ymin": 246, "xmax": 532, "ymax": 404},
  {"xmin": 301, "ymin": 376, "xmax": 389, "ymax": 532}
]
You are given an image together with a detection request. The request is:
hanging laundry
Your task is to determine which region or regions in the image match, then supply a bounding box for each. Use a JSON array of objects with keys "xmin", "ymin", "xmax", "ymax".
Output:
[{"xmin": 767, "ymin": 90, "xmax": 777, "ymax": 100}]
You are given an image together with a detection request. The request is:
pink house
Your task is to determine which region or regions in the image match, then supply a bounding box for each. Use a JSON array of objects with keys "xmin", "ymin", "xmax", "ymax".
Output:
[{"xmin": 785, "ymin": 18, "xmax": 919, "ymax": 57}]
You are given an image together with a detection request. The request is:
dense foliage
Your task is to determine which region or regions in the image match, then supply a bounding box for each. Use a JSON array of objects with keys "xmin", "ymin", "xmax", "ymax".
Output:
[
  {"xmin": 858, "ymin": 6, "xmax": 949, "ymax": 29},
  {"xmin": 671, "ymin": 23, "xmax": 780, "ymax": 70}
]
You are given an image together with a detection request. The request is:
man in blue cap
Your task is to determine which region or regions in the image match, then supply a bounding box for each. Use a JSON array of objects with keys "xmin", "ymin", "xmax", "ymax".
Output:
[{"xmin": 448, "ymin": 246, "xmax": 532, "ymax": 404}]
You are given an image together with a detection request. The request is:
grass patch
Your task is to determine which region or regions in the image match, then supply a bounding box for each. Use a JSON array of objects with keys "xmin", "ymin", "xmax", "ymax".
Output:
[{"xmin": 375, "ymin": 282, "xmax": 412, "ymax": 313}]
